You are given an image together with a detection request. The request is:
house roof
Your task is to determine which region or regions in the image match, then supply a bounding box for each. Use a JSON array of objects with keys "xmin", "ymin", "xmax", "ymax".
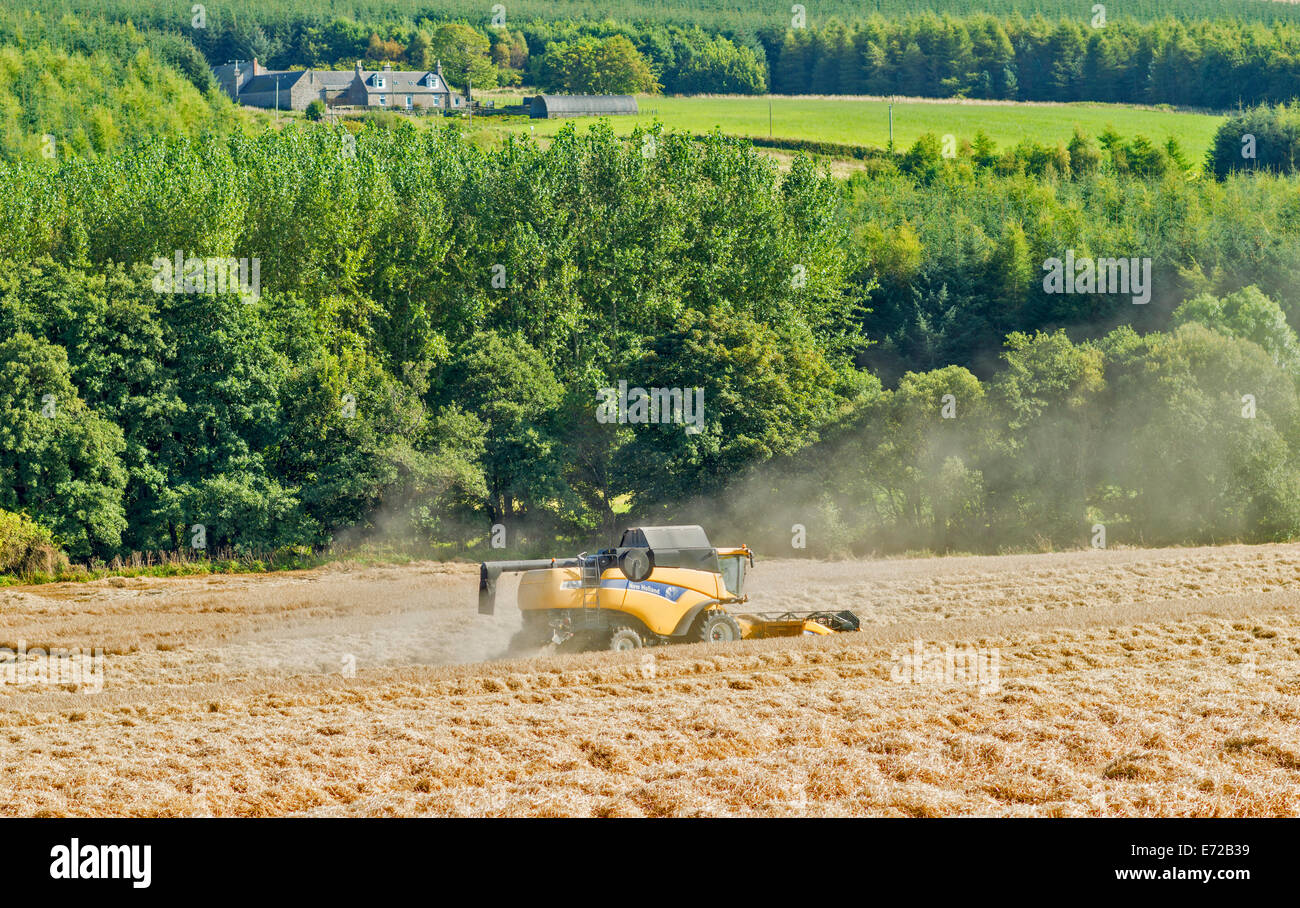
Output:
[
  {"xmin": 307, "ymin": 70, "xmax": 358, "ymax": 89},
  {"xmin": 360, "ymin": 70, "xmax": 453, "ymax": 93},
  {"xmin": 241, "ymin": 71, "xmax": 309, "ymax": 93},
  {"xmin": 238, "ymin": 69, "xmax": 412, "ymax": 94}
]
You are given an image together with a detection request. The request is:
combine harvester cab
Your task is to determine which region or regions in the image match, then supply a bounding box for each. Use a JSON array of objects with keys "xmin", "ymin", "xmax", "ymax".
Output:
[{"xmin": 478, "ymin": 525, "xmax": 860, "ymax": 653}]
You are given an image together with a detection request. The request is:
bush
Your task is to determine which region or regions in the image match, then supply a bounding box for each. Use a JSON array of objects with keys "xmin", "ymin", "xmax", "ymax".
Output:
[
  {"xmin": 0, "ymin": 509, "xmax": 68, "ymax": 577},
  {"xmin": 304, "ymin": 99, "xmax": 326, "ymax": 121},
  {"xmin": 744, "ymin": 135, "xmax": 893, "ymax": 163},
  {"xmin": 1209, "ymin": 104, "xmax": 1300, "ymax": 178}
]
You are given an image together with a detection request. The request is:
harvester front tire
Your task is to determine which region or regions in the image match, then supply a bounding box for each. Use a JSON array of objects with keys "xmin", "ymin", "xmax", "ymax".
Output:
[
  {"xmin": 608, "ymin": 627, "xmax": 643, "ymax": 652},
  {"xmin": 696, "ymin": 611, "xmax": 742, "ymax": 644}
]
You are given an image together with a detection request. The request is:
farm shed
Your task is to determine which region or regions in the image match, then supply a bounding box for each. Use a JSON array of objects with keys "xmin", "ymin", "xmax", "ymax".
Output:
[{"xmin": 529, "ymin": 95, "xmax": 638, "ymax": 119}]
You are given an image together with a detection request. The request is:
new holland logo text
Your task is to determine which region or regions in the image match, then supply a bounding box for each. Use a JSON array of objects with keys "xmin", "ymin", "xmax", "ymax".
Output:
[{"xmin": 607, "ymin": 578, "xmax": 689, "ymax": 601}]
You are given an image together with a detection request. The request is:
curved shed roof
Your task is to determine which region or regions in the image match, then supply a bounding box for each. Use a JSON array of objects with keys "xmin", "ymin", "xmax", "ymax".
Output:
[
  {"xmin": 621, "ymin": 526, "xmax": 711, "ymax": 550},
  {"xmin": 531, "ymin": 94, "xmax": 638, "ymax": 118}
]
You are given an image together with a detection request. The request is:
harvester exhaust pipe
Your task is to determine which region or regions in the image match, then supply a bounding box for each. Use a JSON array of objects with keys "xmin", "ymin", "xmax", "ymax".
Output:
[{"xmin": 478, "ymin": 558, "xmax": 580, "ymax": 615}]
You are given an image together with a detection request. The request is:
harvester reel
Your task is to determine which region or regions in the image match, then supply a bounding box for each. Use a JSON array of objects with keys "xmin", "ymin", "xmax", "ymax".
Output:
[{"xmin": 617, "ymin": 547, "xmax": 655, "ymax": 583}]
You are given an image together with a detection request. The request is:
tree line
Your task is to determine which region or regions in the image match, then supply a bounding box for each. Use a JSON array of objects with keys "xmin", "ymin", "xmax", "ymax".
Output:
[
  {"xmin": 44, "ymin": 0, "xmax": 1300, "ymax": 35},
  {"xmin": 5, "ymin": 114, "xmax": 1300, "ymax": 565},
  {"xmin": 27, "ymin": 7, "xmax": 1300, "ymax": 107},
  {"xmin": 762, "ymin": 15, "xmax": 1300, "ymax": 106},
  {"xmin": 195, "ymin": 12, "xmax": 1300, "ymax": 106}
]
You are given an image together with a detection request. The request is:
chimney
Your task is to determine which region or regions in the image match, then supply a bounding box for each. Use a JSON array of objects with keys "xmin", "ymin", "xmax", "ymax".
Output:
[
  {"xmin": 382, "ymin": 62, "xmax": 392, "ymax": 72},
  {"xmin": 252, "ymin": 57, "xmax": 263, "ymax": 76},
  {"xmin": 355, "ymin": 60, "xmax": 363, "ymax": 76}
]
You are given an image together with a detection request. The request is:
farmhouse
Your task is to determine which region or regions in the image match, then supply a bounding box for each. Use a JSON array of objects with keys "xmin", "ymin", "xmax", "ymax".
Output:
[
  {"xmin": 213, "ymin": 58, "xmax": 467, "ymax": 112},
  {"xmin": 529, "ymin": 95, "xmax": 638, "ymax": 119}
]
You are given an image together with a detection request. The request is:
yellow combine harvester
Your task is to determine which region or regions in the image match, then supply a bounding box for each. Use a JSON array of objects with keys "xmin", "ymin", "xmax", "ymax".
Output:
[{"xmin": 478, "ymin": 525, "xmax": 860, "ymax": 652}]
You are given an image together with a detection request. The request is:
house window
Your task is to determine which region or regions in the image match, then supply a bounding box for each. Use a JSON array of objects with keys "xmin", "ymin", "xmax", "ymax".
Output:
[
  {"xmin": 376, "ymin": 77, "xmax": 386, "ymax": 89},
  {"xmin": 405, "ymin": 95, "xmax": 413, "ymax": 109},
  {"xmin": 378, "ymin": 96, "xmax": 387, "ymax": 106},
  {"xmin": 426, "ymin": 74, "xmax": 435, "ymax": 87}
]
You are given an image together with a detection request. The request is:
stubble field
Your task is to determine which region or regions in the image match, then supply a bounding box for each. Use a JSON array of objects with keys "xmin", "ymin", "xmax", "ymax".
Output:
[{"xmin": 1, "ymin": 543, "xmax": 1298, "ymax": 817}]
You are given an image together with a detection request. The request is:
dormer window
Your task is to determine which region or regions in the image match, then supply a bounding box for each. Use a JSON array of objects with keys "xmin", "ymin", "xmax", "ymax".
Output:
[
  {"xmin": 425, "ymin": 74, "xmax": 435, "ymax": 88},
  {"xmin": 376, "ymin": 77, "xmax": 386, "ymax": 89}
]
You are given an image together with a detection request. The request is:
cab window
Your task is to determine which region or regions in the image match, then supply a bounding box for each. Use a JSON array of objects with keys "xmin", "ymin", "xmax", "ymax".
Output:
[{"xmin": 720, "ymin": 556, "xmax": 745, "ymax": 597}]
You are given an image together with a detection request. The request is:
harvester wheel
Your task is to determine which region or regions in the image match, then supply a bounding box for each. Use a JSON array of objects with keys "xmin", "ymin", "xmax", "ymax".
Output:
[
  {"xmin": 696, "ymin": 611, "xmax": 742, "ymax": 644},
  {"xmin": 608, "ymin": 627, "xmax": 644, "ymax": 652}
]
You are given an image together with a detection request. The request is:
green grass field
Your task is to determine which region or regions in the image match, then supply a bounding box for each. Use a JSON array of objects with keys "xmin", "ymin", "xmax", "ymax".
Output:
[{"xmin": 484, "ymin": 95, "xmax": 1225, "ymax": 164}]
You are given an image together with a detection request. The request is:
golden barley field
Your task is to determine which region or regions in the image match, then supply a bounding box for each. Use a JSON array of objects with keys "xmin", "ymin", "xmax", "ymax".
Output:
[{"xmin": 1, "ymin": 543, "xmax": 1298, "ymax": 817}]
